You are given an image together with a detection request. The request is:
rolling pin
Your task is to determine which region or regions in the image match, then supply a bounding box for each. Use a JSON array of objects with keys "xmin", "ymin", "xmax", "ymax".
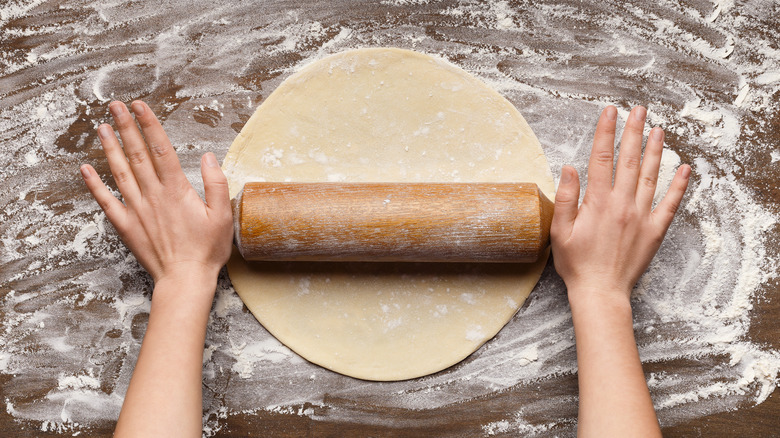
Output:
[{"xmin": 233, "ymin": 182, "xmax": 554, "ymax": 263}]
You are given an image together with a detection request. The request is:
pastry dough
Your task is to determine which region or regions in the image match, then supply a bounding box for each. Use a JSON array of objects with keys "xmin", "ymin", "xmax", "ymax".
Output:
[{"xmin": 223, "ymin": 48, "xmax": 553, "ymax": 381}]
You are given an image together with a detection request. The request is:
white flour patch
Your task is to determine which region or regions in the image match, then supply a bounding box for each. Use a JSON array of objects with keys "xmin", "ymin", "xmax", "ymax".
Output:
[
  {"xmin": 230, "ymin": 338, "xmax": 304, "ymax": 379},
  {"xmin": 58, "ymin": 371, "xmax": 101, "ymax": 391},
  {"xmin": 515, "ymin": 345, "xmax": 538, "ymax": 367},
  {"xmin": 465, "ymin": 325, "xmax": 485, "ymax": 342}
]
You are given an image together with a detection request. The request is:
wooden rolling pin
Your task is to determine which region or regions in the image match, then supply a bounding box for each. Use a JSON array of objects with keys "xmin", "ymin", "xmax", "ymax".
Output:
[{"xmin": 233, "ymin": 182, "xmax": 554, "ymax": 263}]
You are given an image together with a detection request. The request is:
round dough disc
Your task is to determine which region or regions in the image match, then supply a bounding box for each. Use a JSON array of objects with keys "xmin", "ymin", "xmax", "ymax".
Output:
[{"xmin": 223, "ymin": 48, "xmax": 554, "ymax": 381}]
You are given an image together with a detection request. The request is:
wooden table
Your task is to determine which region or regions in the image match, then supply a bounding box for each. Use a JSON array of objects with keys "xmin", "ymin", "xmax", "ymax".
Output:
[{"xmin": 1, "ymin": 1, "xmax": 778, "ymax": 436}]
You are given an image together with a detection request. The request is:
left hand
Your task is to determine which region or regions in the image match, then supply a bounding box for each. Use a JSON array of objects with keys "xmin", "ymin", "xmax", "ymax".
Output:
[{"xmin": 80, "ymin": 100, "xmax": 233, "ymax": 285}]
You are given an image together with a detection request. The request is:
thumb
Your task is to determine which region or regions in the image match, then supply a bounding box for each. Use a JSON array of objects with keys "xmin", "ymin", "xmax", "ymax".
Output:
[
  {"xmin": 551, "ymin": 166, "xmax": 580, "ymax": 241},
  {"xmin": 201, "ymin": 152, "xmax": 231, "ymax": 214}
]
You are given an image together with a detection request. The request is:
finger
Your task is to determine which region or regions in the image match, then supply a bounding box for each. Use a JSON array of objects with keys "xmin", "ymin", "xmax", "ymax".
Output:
[
  {"xmin": 80, "ymin": 164, "xmax": 128, "ymax": 231},
  {"xmin": 201, "ymin": 153, "xmax": 231, "ymax": 214},
  {"xmin": 635, "ymin": 127, "xmax": 664, "ymax": 210},
  {"xmin": 98, "ymin": 123, "xmax": 141, "ymax": 203},
  {"xmin": 551, "ymin": 166, "xmax": 581, "ymax": 243},
  {"xmin": 130, "ymin": 100, "xmax": 187, "ymax": 187},
  {"xmin": 613, "ymin": 106, "xmax": 647, "ymax": 199},
  {"xmin": 585, "ymin": 106, "xmax": 618, "ymax": 198},
  {"xmin": 109, "ymin": 101, "xmax": 159, "ymax": 193},
  {"xmin": 652, "ymin": 164, "xmax": 691, "ymax": 231}
]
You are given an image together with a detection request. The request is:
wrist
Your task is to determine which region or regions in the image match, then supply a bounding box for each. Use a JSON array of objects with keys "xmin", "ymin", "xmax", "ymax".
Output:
[
  {"xmin": 566, "ymin": 285, "xmax": 633, "ymax": 315},
  {"xmin": 154, "ymin": 262, "xmax": 221, "ymax": 287},
  {"xmin": 568, "ymin": 286, "xmax": 636, "ymax": 340},
  {"xmin": 151, "ymin": 265, "xmax": 220, "ymax": 305}
]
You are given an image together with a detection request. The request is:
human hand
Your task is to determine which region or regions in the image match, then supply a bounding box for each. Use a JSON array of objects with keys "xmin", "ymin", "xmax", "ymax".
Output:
[
  {"xmin": 80, "ymin": 100, "xmax": 233, "ymax": 286},
  {"xmin": 550, "ymin": 105, "xmax": 690, "ymax": 304}
]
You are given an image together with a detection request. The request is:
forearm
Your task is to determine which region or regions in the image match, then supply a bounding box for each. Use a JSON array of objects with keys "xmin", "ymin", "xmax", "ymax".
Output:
[
  {"xmin": 115, "ymin": 273, "xmax": 217, "ymax": 438},
  {"xmin": 569, "ymin": 290, "xmax": 661, "ymax": 438}
]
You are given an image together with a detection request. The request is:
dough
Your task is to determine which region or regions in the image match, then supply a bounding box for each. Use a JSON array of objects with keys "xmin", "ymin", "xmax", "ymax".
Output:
[{"xmin": 223, "ymin": 48, "xmax": 554, "ymax": 381}]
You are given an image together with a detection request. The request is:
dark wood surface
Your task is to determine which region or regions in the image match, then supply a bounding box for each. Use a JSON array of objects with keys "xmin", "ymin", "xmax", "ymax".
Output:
[{"xmin": 1, "ymin": 0, "xmax": 778, "ymax": 436}]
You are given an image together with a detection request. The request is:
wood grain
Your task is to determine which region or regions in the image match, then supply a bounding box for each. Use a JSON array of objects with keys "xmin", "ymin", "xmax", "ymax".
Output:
[{"xmin": 235, "ymin": 182, "xmax": 554, "ymax": 263}]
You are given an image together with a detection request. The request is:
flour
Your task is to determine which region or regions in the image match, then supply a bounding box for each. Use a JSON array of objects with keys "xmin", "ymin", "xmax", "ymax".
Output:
[
  {"xmin": 515, "ymin": 345, "xmax": 538, "ymax": 367},
  {"xmin": 58, "ymin": 372, "xmax": 101, "ymax": 391},
  {"xmin": 1, "ymin": 0, "xmax": 779, "ymax": 436},
  {"xmin": 465, "ymin": 326, "xmax": 486, "ymax": 342},
  {"xmin": 229, "ymin": 338, "xmax": 303, "ymax": 379},
  {"xmin": 72, "ymin": 213, "xmax": 106, "ymax": 257}
]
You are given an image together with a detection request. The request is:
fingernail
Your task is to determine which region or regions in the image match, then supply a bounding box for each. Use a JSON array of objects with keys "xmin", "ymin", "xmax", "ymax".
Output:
[
  {"xmin": 606, "ymin": 106, "xmax": 617, "ymax": 121},
  {"xmin": 681, "ymin": 165, "xmax": 691, "ymax": 178},
  {"xmin": 561, "ymin": 167, "xmax": 572, "ymax": 184},
  {"xmin": 80, "ymin": 165, "xmax": 90, "ymax": 179},
  {"xmin": 131, "ymin": 101, "xmax": 146, "ymax": 117},
  {"xmin": 98, "ymin": 124, "xmax": 111, "ymax": 138},
  {"xmin": 633, "ymin": 106, "xmax": 647, "ymax": 121},
  {"xmin": 652, "ymin": 128, "xmax": 664, "ymax": 141},
  {"xmin": 109, "ymin": 102, "xmax": 125, "ymax": 117},
  {"xmin": 204, "ymin": 152, "xmax": 218, "ymax": 168}
]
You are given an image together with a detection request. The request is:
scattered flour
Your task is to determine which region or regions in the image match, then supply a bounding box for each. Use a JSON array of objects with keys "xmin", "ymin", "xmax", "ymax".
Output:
[
  {"xmin": 58, "ymin": 372, "xmax": 101, "ymax": 391},
  {"xmin": 230, "ymin": 338, "xmax": 303, "ymax": 379},
  {"xmin": 1, "ymin": 0, "xmax": 778, "ymax": 436},
  {"xmin": 466, "ymin": 325, "xmax": 486, "ymax": 342},
  {"xmin": 515, "ymin": 345, "xmax": 538, "ymax": 367}
]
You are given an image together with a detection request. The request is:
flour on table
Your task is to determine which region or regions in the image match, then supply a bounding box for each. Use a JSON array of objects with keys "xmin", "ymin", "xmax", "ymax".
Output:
[{"xmin": 1, "ymin": 0, "xmax": 779, "ymax": 436}]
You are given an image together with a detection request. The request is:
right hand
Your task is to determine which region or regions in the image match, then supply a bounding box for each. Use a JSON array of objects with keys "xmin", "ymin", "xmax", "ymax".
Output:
[{"xmin": 550, "ymin": 105, "xmax": 690, "ymax": 303}]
